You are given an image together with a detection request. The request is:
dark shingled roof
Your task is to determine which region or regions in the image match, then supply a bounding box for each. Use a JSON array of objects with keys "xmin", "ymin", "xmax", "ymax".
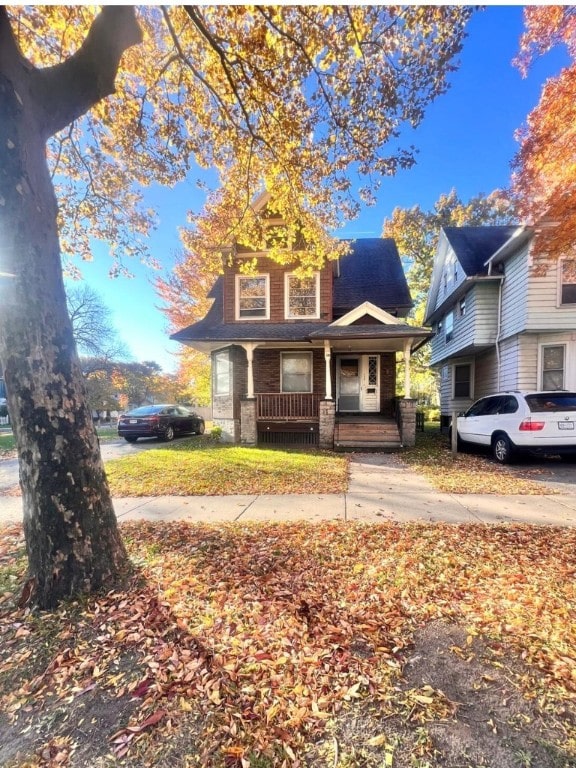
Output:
[
  {"xmin": 334, "ymin": 238, "xmax": 412, "ymax": 311},
  {"xmin": 309, "ymin": 324, "xmax": 429, "ymax": 340},
  {"xmin": 171, "ymin": 238, "xmax": 415, "ymax": 344},
  {"xmin": 443, "ymin": 226, "xmax": 519, "ymax": 276}
]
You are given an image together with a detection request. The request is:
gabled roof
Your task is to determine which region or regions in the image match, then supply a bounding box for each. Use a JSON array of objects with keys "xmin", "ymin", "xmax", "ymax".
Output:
[
  {"xmin": 443, "ymin": 226, "xmax": 519, "ymax": 277},
  {"xmin": 171, "ymin": 237, "xmax": 417, "ymax": 348},
  {"xmin": 334, "ymin": 238, "xmax": 412, "ymax": 313},
  {"xmin": 424, "ymin": 225, "xmax": 521, "ymax": 325}
]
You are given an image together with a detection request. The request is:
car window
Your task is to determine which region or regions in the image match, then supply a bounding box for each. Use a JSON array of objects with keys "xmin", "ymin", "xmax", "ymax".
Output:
[
  {"xmin": 499, "ymin": 396, "xmax": 519, "ymax": 414},
  {"xmin": 526, "ymin": 393, "xmax": 576, "ymax": 412},
  {"xmin": 176, "ymin": 406, "xmax": 191, "ymax": 415},
  {"xmin": 465, "ymin": 399, "xmax": 490, "ymax": 417},
  {"xmin": 482, "ymin": 397, "xmax": 504, "ymax": 415},
  {"xmin": 127, "ymin": 406, "xmax": 161, "ymax": 416}
]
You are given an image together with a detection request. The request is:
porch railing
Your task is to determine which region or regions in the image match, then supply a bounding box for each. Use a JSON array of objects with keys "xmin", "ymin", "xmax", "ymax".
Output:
[{"xmin": 256, "ymin": 393, "xmax": 322, "ymax": 421}]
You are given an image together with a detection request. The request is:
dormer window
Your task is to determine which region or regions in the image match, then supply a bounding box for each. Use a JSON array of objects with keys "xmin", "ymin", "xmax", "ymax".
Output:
[
  {"xmin": 236, "ymin": 275, "xmax": 269, "ymax": 320},
  {"xmin": 285, "ymin": 272, "xmax": 320, "ymax": 319}
]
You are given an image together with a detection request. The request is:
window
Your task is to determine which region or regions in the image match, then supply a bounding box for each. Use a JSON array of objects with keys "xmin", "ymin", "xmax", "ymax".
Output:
[
  {"xmin": 541, "ymin": 345, "xmax": 565, "ymax": 390},
  {"xmin": 453, "ymin": 363, "xmax": 471, "ymax": 398},
  {"xmin": 445, "ymin": 311, "xmax": 454, "ymax": 342},
  {"xmin": 236, "ymin": 275, "xmax": 269, "ymax": 319},
  {"xmin": 560, "ymin": 259, "xmax": 576, "ymax": 305},
  {"xmin": 213, "ymin": 350, "xmax": 230, "ymax": 396},
  {"xmin": 459, "ymin": 296, "xmax": 466, "ymax": 316},
  {"xmin": 281, "ymin": 352, "xmax": 312, "ymax": 392},
  {"xmin": 285, "ymin": 273, "xmax": 320, "ymax": 319}
]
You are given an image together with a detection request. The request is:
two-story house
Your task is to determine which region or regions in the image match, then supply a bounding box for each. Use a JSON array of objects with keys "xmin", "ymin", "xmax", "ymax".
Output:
[
  {"xmin": 172, "ymin": 202, "xmax": 430, "ymax": 449},
  {"xmin": 424, "ymin": 225, "xmax": 576, "ymax": 430}
]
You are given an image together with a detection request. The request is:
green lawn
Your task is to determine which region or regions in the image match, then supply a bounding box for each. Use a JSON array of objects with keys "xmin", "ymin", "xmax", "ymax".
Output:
[
  {"xmin": 0, "ymin": 433, "xmax": 15, "ymax": 453},
  {"xmin": 106, "ymin": 440, "xmax": 349, "ymax": 496}
]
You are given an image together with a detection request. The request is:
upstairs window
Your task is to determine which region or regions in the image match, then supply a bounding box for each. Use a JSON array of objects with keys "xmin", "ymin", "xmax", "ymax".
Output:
[
  {"xmin": 236, "ymin": 275, "xmax": 269, "ymax": 320},
  {"xmin": 285, "ymin": 273, "xmax": 320, "ymax": 319},
  {"xmin": 445, "ymin": 311, "xmax": 454, "ymax": 342},
  {"xmin": 560, "ymin": 259, "xmax": 576, "ymax": 305}
]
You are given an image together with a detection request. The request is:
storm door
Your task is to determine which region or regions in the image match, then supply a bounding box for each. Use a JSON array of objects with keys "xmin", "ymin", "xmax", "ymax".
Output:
[{"xmin": 337, "ymin": 355, "xmax": 380, "ymax": 412}]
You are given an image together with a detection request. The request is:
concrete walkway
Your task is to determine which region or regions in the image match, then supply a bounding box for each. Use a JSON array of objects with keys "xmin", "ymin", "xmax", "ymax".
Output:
[{"xmin": 1, "ymin": 452, "xmax": 576, "ymax": 527}]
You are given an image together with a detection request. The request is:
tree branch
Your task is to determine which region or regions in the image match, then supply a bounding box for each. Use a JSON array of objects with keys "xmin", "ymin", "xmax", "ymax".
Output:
[{"xmin": 32, "ymin": 6, "xmax": 143, "ymax": 139}]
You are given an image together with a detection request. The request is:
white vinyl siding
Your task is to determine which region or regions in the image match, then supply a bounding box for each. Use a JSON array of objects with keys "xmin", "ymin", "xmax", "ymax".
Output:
[
  {"xmin": 429, "ymin": 283, "xmax": 500, "ymax": 367},
  {"xmin": 499, "ymin": 243, "xmax": 529, "ymax": 339},
  {"xmin": 522, "ymin": 256, "xmax": 576, "ymax": 332},
  {"xmin": 473, "ymin": 349, "xmax": 498, "ymax": 399}
]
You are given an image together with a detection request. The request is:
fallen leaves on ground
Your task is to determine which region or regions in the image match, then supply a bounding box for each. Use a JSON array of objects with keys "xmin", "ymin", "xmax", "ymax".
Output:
[
  {"xmin": 105, "ymin": 443, "xmax": 349, "ymax": 496},
  {"xmin": 404, "ymin": 431, "xmax": 556, "ymax": 494},
  {"xmin": 1, "ymin": 520, "xmax": 575, "ymax": 766}
]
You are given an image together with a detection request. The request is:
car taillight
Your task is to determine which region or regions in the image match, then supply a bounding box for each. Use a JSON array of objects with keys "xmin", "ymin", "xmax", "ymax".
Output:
[{"xmin": 519, "ymin": 419, "xmax": 545, "ymax": 431}]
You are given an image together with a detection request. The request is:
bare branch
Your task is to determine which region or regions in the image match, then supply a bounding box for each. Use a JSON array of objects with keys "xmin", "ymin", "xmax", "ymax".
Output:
[{"xmin": 32, "ymin": 6, "xmax": 143, "ymax": 139}]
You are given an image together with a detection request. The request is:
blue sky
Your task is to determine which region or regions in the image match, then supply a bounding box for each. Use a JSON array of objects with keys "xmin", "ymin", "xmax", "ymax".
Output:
[{"xmin": 66, "ymin": 6, "xmax": 568, "ymax": 374}]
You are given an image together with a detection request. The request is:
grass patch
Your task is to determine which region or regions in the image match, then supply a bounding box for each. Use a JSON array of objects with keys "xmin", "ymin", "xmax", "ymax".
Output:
[
  {"xmin": 403, "ymin": 427, "xmax": 554, "ymax": 495},
  {"xmin": 0, "ymin": 433, "xmax": 15, "ymax": 454},
  {"xmin": 1, "ymin": 521, "xmax": 575, "ymax": 767},
  {"xmin": 106, "ymin": 441, "xmax": 349, "ymax": 496}
]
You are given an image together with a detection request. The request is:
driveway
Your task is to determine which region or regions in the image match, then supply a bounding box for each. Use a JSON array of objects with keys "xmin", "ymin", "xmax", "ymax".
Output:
[
  {"xmin": 505, "ymin": 455, "xmax": 576, "ymax": 494},
  {"xmin": 0, "ymin": 438, "xmax": 159, "ymax": 491}
]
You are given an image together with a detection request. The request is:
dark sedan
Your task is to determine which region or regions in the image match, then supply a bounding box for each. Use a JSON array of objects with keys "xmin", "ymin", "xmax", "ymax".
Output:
[{"xmin": 117, "ymin": 404, "xmax": 205, "ymax": 443}]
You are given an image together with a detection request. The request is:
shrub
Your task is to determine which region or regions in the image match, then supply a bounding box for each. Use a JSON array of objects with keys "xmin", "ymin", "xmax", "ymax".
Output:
[{"xmin": 210, "ymin": 425, "xmax": 223, "ymax": 441}]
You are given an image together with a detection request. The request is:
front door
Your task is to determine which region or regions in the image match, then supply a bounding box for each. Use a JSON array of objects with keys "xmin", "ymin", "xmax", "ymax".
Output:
[{"xmin": 337, "ymin": 355, "xmax": 380, "ymax": 412}]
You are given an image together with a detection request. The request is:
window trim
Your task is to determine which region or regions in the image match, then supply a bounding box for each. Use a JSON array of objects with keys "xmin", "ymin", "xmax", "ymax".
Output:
[
  {"xmin": 445, "ymin": 311, "xmax": 454, "ymax": 343},
  {"xmin": 235, "ymin": 273, "xmax": 270, "ymax": 321},
  {"xmin": 452, "ymin": 362, "xmax": 473, "ymax": 399},
  {"xmin": 539, "ymin": 343, "xmax": 566, "ymax": 391},
  {"xmin": 280, "ymin": 351, "xmax": 313, "ymax": 393},
  {"xmin": 213, "ymin": 349, "xmax": 231, "ymax": 397},
  {"xmin": 284, "ymin": 272, "xmax": 320, "ymax": 320},
  {"xmin": 558, "ymin": 258, "xmax": 576, "ymax": 307}
]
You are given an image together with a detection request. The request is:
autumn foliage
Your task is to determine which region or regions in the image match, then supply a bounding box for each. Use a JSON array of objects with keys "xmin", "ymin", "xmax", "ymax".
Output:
[
  {"xmin": 512, "ymin": 6, "xmax": 576, "ymax": 267},
  {"xmin": 1, "ymin": 521, "xmax": 575, "ymax": 765}
]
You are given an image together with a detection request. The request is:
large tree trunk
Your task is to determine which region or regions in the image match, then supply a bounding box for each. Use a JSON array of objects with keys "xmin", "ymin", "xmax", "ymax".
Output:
[{"xmin": 0, "ymin": 7, "xmax": 141, "ymax": 609}]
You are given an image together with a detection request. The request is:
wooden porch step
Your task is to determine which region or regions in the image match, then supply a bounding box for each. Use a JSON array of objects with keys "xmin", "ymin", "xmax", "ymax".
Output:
[{"xmin": 334, "ymin": 420, "xmax": 401, "ymax": 450}]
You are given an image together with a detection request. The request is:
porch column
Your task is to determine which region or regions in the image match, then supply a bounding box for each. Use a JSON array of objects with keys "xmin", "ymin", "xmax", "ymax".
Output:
[
  {"xmin": 242, "ymin": 343, "xmax": 257, "ymax": 399},
  {"xmin": 403, "ymin": 339, "xmax": 411, "ymax": 399},
  {"xmin": 324, "ymin": 340, "xmax": 333, "ymax": 400}
]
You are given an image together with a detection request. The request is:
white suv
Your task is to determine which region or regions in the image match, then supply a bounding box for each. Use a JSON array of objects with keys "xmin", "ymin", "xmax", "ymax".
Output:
[{"xmin": 454, "ymin": 391, "xmax": 576, "ymax": 464}]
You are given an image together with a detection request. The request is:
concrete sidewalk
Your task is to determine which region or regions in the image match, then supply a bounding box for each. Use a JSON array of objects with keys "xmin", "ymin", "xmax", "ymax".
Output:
[{"xmin": 2, "ymin": 453, "xmax": 576, "ymax": 527}]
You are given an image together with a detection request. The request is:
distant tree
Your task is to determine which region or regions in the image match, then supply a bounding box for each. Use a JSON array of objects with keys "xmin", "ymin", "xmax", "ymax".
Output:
[
  {"xmin": 383, "ymin": 189, "xmax": 515, "ymax": 302},
  {"xmin": 66, "ymin": 284, "xmax": 128, "ymax": 360},
  {"xmin": 0, "ymin": 5, "xmax": 472, "ymax": 608},
  {"xmin": 384, "ymin": 190, "xmax": 516, "ymax": 402},
  {"xmin": 512, "ymin": 6, "xmax": 576, "ymax": 269}
]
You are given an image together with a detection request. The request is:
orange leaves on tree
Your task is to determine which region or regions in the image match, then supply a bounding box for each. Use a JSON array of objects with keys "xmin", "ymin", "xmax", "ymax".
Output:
[{"xmin": 512, "ymin": 6, "xmax": 576, "ymax": 267}]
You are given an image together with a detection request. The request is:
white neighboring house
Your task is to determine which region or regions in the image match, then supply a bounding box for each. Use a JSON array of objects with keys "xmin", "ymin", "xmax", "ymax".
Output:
[{"xmin": 424, "ymin": 225, "xmax": 576, "ymax": 430}]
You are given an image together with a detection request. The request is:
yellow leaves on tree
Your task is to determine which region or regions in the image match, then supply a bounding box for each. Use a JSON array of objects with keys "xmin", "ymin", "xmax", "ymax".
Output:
[
  {"xmin": 7, "ymin": 5, "xmax": 473, "ymax": 276},
  {"xmin": 512, "ymin": 6, "xmax": 576, "ymax": 268}
]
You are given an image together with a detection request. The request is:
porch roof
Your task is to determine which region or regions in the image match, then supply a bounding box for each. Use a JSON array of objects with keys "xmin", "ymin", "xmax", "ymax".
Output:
[{"xmin": 308, "ymin": 323, "xmax": 430, "ymax": 340}]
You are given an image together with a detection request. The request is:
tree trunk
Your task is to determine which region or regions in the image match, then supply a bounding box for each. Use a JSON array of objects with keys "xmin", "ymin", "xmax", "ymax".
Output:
[{"xmin": 0, "ymin": 9, "xmax": 140, "ymax": 609}]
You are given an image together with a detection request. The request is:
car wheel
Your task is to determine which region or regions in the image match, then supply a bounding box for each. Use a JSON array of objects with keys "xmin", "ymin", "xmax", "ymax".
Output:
[
  {"xmin": 124, "ymin": 436, "xmax": 138, "ymax": 443},
  {"xmin": 162, "ymin": 425, "xmax": 175, "ymax": 442},
  {"xmin": 196, "ymin": 421, "xmax": 205, "ymax": 435},
  {"xmin": 492, "ymin": 433, "xmax": 513, "ymax": 464}
]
